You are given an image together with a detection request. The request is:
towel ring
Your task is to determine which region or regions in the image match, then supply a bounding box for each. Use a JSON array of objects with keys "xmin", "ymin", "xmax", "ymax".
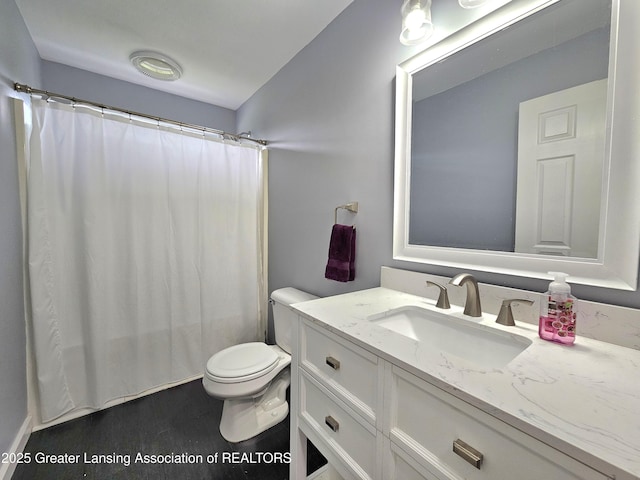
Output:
[{"xmin": 334, "ymin": 202, "xmax": 359, "ymax": 224}]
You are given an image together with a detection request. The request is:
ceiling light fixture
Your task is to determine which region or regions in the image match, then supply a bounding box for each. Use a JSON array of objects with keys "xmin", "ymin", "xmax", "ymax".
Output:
[
  {"xmin": 458, "ymin": 0, "xmax": 490, "ymax": 8},
  {"xmin": 130, "ymin": 50, "xmax": 183, "ymax": 81},
  {"xmin": 400, "ymin": 0, "xmax": 434, "ymax": 46}
]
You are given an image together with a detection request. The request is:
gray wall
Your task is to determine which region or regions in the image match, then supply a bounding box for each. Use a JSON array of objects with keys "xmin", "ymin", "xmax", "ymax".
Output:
[
  {"xmin": 238, "ymin": 0, "xmax": 405, "ymax": 303},
  {"xmin": 0, "ymin": 0, "xmax": 41, "ymax": 456},
  {"xmin": 41, "ymin": 61, "xmax": 236, "ymax": 133},
  {"xmin": 238, "ymin": 0, "xmax": 640, "ymax": 316}
]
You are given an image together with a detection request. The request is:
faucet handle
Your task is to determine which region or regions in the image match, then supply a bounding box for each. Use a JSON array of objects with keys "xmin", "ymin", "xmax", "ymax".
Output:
[
  {"xmin": 496, "ymin": 299, "xmax": 534, "ymax": 326},
  {"xmin": 426, "ymin": 281, "xmax": 451, "ymax": 309}
]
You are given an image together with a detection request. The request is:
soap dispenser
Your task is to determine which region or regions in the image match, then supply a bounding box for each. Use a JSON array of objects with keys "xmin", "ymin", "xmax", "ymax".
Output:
[{"xmin": 539, "ymin": 272, "xmax": 577, "ymax": 345}]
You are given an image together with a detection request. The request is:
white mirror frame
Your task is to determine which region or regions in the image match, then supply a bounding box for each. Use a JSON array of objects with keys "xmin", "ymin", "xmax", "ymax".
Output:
[{"xmin": 393, "ymin": 0, "xmax": 640, "ymax": 290}]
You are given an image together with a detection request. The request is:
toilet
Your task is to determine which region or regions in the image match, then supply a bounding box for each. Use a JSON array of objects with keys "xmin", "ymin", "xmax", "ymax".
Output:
[{"xmin": 202, "ymin": 287, "xmax": 318, "ymax": 442}]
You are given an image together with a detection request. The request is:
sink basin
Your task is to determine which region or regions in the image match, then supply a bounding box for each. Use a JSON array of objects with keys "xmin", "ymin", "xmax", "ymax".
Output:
[{"xmin": 368, "ymin": 306, "xmax": 532, "ymax": 368}]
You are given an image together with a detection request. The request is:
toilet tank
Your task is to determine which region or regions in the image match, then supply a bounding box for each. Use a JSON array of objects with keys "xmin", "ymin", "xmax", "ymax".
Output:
[{"xmin": 270, "ymin": 287, "xmax": 318, "ymax": 354}]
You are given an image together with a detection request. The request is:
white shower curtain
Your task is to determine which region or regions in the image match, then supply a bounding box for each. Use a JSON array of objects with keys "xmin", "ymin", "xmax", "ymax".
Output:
[{"xmin": 24, "ymin": 99, "xmax": 267, "ymax": 422}]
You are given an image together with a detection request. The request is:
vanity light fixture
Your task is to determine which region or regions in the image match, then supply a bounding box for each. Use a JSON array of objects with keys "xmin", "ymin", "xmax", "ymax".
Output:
[
  {"xmin": 130, "ymin": 50, "xmax": 183, "ymax": 81},
  {"xmin": 458, "ymin": 0, "xmax": 490, "ymax": 8},
  {"xmin": 400, "ymin": 0, "xmax": 434, "ymax": 46}
]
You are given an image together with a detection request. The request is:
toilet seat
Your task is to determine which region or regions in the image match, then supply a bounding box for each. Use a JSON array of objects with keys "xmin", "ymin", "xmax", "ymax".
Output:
[{"xmin": 206, "ymin": 342, "xmax": 279, "ymax": 384}]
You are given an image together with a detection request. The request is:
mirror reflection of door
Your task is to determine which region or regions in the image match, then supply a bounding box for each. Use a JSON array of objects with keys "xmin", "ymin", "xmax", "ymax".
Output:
[{"xmin": 515, "ymin": 79, "xmax": 607, "ymax": 257}]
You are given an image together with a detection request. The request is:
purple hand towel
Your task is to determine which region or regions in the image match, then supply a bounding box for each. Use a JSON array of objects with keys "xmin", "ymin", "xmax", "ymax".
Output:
[{"xmin": 324, "ymin": 224, "xmax": 356, "ymax": 282}]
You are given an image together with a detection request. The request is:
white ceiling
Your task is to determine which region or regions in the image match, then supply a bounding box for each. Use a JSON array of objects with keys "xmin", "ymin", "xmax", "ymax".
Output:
[{"xmin": 15, "ymin": 0, "xmax": 354, "ymax": 110}]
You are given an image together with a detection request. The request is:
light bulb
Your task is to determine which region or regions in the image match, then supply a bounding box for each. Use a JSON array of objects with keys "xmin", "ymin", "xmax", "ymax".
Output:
[
  {"xmin": 400, "ymin": 0, "xmax": 433, "ymax": 46},
  {"xmin": 405, "ymin": 7, "xmax": 426, "ymax": 31}
]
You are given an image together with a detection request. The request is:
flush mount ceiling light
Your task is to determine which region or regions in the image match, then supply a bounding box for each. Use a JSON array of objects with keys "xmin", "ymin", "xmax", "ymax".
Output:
[
  {"xmin": 400, "ymin": 0, "xmax": 434, "ymax": 46},
  {"xmin": 458, "ymin": 0, "xmax": 490, "ymax": 8},
  {"xmin": 129, "ymin": 50, "xmax": 182, "ymax": 81}
]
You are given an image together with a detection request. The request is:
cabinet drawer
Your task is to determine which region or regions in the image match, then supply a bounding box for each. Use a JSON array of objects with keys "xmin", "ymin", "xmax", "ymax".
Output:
[
  {"xmin": 300, "ymin": 371, "xmax": 377, "ymax": 480},
  {"xmin": 386, "ymin": 366, "xmax": 608, "ymax": 480},
  {"xmin": 383, "ymin": 438, "xmax": 442, "ymax": 480},
  {"xmin": 300, "ymin": 319, "xmax": 380, "ymax": 424}
]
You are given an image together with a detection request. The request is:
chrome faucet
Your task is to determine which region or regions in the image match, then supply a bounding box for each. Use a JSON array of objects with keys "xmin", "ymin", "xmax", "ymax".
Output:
[{"xmin": 449, "ymin": 273, "xmax": 482, "ymax": 317}]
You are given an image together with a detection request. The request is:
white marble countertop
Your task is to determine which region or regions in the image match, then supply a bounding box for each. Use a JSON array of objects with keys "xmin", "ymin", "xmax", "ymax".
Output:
[{"xmin": 292, "ymin": 287, "xmax": 640, "ymax": 480}]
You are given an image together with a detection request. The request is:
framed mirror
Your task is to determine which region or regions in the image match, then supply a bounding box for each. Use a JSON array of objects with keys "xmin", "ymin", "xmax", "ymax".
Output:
[{"xmin": 393, "ymin": 0, "xmax": 639, "ymax": 290}]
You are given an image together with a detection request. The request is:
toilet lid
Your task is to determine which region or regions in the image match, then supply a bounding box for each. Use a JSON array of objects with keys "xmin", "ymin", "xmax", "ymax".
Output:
[{"xmin": 206, "ymin": 342, "xmax": 279, "ymax": 381}]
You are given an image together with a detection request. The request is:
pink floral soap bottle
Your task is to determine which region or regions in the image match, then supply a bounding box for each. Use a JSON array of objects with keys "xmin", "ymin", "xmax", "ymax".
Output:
[{"xmin": 539, "ymin": 272, "xmax": 577, "ymax": 345}]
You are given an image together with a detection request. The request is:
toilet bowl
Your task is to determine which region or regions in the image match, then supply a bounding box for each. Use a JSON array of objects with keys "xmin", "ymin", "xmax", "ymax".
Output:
[{"xmin": 202, "ymin": 287, "xmax": 318, "ymax": 442}]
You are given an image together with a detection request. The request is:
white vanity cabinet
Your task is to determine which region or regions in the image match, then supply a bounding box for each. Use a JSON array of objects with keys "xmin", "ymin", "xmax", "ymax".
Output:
[
  {"xmin": 298, "ymin": 318, "xmax": 383, "ymax": 427},
  {"xmin": 383, "ymin": 365, "xmax": 609, "ymax": 480},
  {"xmin": 292, "ymin": 316, "xmax": 611, "ymax": 480},
  {"xmin": 295, "ymin": 318, "xmax": 384, "ymax": 479}
]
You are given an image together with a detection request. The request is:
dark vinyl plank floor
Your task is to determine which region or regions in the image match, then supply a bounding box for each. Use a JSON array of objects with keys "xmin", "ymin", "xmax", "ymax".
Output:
[{"xmin": 12, "ymin": 380, "xmax": 325, "ymax": 480}]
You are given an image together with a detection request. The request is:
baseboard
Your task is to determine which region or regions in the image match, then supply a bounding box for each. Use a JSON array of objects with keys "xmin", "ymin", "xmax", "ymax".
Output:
[{"xmin": 0, "ymin": 415, "xmax": 32, "ymax": 480}]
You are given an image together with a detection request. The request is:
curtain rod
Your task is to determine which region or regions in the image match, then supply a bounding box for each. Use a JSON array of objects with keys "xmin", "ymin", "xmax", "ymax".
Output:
[{"xmin": 14, "ymin": 82, "xmax": 268, "ymax": 147}]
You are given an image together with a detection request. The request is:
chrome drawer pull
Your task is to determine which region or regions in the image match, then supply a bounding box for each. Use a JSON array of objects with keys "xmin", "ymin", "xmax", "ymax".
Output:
[
  {"xmin": 453, "ymin": 439, "xmax": 483, "ymax": 469},
  {"xmin": 325, "ymin": 356, "xmax": 340, "ymax": 370},
  {"xmin": 324, "ymin": 415, "xmax": 339, "ymax": 432}
]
